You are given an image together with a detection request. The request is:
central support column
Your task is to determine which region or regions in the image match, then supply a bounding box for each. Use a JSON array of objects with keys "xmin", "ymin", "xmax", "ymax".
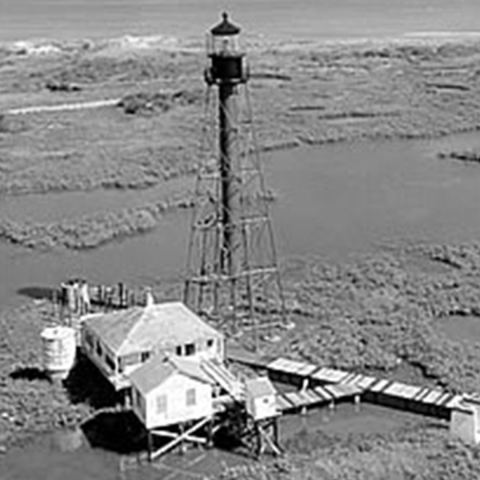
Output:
[{"xmin": 219, "ymin": 82, "xmax": 236, "ymax": 277}]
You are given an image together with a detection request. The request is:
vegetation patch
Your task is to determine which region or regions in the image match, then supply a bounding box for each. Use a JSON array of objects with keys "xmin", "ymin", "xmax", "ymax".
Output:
[
  {"xmin": 0, "ymin": 303, "xmax": 92, "ymax": 450},
  {"xmin": 2, "ymin": 39, "xmax": 480, "ymax": 196},
  {"xmin": 0, "ymin": 193, "xmax": 194, "ymax": 250},
  {"xmin": 118, "ymin": 89, "xmax": 202, "ymax": 115},
  {"xmin": 272, "ymin": 244, "xmax": 480, "ymax": 392},
  {"xmin": 439, "ymin": 149, "xmax": 480, "ymax": 164},
  {"xmin": 0, "ymin": 114, "xmax": 28, "ymax": 134},
  {"xmin": 220, "ymin": 425, "xmax": 480, "ymax": 480}
]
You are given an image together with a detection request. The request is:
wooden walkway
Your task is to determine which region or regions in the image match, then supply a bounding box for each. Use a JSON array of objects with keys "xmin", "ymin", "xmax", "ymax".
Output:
[
  {"xmin": 276, "ymin": 383, "xmax": 362, "ymax": 414},
  {"xmin": 227, "ymin": 349, "xmax": 464, "ymax": 419}
]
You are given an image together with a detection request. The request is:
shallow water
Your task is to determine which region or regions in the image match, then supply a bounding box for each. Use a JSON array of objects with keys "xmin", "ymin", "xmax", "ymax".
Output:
[
  {"xmin": 0, "ymin": 430, "xmax": 120, "ymax": 480},
  {"xmin": 281, "ymin": 400, "xmax": 425, "ymax": 439},
  {"xmin": 437, "ymin": 315, "xmax": 480, "ymax": 344},
  {"xmin": 2, "ymin": 132, "xmax": 480, "ymax": 307},
  {"xmin": 0, "ymin": 176, "xmax": 190, "ymax": 224},
  {"xmin": 269, "ymin": 132, "xmax": 480, "ymax": 259},
  {"xmin": 0, "ymin": 402, "xmax": 426, "ymax": 480}
]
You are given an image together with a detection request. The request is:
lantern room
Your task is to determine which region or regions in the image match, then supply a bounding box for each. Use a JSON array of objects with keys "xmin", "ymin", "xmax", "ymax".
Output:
[{"xmin": 206, "ymin": 12, "xmax": 246, "ymax": 84}]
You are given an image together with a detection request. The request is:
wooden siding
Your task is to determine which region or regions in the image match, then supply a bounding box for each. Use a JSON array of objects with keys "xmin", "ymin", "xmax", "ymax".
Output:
[
  {"xmin": 132, "ymin": 387, "xmax": 146, "ymax": 424},
  {"xmin": 249, "ymin": 395, "xmax": 278, "ymax": 420},
  {"xmin": 174, "ymin": 337, "xmax": 224, "ymax": 361},
  {"xmin": 143, "ymin": 372, "xmax": 213, "ymax": 429},
  {"xmin": 81, "ymin": 325, "xmax": 138, "ymax": 390},
  {"xmin": 451, "ymin": 408, "xmax": 478, "ymax": 444}
]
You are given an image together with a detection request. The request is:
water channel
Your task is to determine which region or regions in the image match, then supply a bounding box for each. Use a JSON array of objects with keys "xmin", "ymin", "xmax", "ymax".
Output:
[
  {"xmin": 1, "ymin": 131, "xmax": 480, "ymax": 477},
  {"xmin": 1, "ymin": 131, "xmax": 480, "ymax": 308},
  {"xmin": 0, "ymin": 402, "xmax": 428, "ymax": 480}
]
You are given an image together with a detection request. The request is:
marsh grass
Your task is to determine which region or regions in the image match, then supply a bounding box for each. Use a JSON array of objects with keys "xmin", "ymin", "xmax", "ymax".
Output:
[
  {"xmin": 0, "ymin": 193, "xmax": 194, "ymax": 250},
  {"xmin": 2, "ymin": 39, "xmax": 480, "ymax": 198},
  {"xmin": 272, "ymin": 245, "xmax": 480, "ymax": 393},
  {"xmin": 3, "ymin": 38, "xmax": 480, "ymax": 474}
]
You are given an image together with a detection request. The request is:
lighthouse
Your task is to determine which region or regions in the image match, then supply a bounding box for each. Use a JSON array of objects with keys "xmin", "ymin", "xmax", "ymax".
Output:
[{"xmin": 184, "ymin": 13, "xmax": 288, "ymax": 348}]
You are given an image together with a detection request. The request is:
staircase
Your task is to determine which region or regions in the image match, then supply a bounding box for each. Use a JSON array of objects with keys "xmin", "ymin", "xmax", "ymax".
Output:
[{"xmin": 201, "ymin": 359, "xmax": 244, "ymax": 402}]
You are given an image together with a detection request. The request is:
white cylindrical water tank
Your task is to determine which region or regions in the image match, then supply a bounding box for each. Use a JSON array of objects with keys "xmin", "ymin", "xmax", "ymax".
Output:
[{"xmin": 41, "ymin": 326, "xmax": 77, "ymax": 380}]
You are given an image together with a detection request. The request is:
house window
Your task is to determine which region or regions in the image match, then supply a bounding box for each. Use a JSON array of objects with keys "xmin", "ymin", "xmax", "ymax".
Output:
[
  {"xmin": 156, "ymin": 394, "xmax": 167, "ymax": 414},
  {"xmin": 186, "ymin": 388, "xmax": 196, "ymax": 407},
  {"xmin": 176, "ymin": 346, "xmax": 183, "ymax": 356},
  {"xmin": 120, "ymin": 353, "xmax": 140, "ymax": 367},
  {"xmin": 141, "ymin": 352, "xmax": 150, "ymax": 363},
  {"xmin": 207, "ymin": 339, "xmax": 214, "ymax": 348},
  {"xmin": 96, "ymin": 341, "xmax": 103, "ymax": 358},
  {"xmin": 135, "ymin": 389, "xmax": 143, "ymax": 409},
  {"xmin": 84, "ymin": 331, "xmax": 94, "ymax": 350},
  {"xmin": 185, "ymin": 343, "xmax": 195, "ymax": 356},
  {"xmin": 105, "ymin": 355, "xmax": 115, "ymax": 372}
]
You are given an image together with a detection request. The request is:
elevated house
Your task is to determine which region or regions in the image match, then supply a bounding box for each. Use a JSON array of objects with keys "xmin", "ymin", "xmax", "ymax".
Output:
[
  {"xmin": 81, "ymin": 301, "xmax": 225, "ymax": 391},
  {"xmin": 129, "ymin": 355, "xmax": 216, "ymax": 430}
]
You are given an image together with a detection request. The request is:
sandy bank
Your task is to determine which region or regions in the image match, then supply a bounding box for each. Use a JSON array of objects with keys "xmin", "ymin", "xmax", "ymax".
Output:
[{"xmin": 7, "ymin": 99, "xmax": 120, "ymax": 115}]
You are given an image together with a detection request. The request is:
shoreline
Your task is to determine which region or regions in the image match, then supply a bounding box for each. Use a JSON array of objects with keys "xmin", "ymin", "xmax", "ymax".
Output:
[{"xmin": 2, "ymin": 30, "xmax": 480, "ymax": 57}]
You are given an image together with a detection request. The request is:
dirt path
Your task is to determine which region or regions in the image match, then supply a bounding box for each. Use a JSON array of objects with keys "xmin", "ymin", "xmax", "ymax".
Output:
[{"xmin": 7, "ymin": 98, "xmax": 120, "ymax": 115}]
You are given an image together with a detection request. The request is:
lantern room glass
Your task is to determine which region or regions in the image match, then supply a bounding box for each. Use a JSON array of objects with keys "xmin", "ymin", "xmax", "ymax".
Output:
[
  {"xmin": 207, "ymin": 13, "xmax": 242, "ymax": 57},
  {"xmin": 207, "ymin": 33, "xmax": 240, "ymax": 57}
]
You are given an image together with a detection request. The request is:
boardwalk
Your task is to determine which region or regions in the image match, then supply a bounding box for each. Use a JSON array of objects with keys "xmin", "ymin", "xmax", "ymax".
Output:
[
  {"xmin": 227, "ymin": 349, "xmax": 464, "ymax": 419},
  {"xmin": 276, "ymin": 383, "xmax": 362, "ymax": 414}
]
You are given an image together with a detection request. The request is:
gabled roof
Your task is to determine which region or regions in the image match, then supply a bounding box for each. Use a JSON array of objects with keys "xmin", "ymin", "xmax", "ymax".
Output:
[
  {"xmin": 130, "ymin": 355, "xmax": 215, "ymax": 396},
  {"xmin": 245, "ymin": 377, "xmax": 277, "ymax": 398},
  {"xmin": 83, "ymin": 301, "xmax": 222, "ymax": 356}
]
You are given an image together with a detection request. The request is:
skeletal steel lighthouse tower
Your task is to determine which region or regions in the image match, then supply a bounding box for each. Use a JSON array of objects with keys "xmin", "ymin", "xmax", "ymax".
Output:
[{"xmin": 184, "ymin": 13, "xmax": 287, "ymax": 341}]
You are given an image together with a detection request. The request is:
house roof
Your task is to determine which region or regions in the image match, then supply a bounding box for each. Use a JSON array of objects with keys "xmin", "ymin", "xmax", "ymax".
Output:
[
  {"xmin": 245, "ymin": 377, "xmax": 277, "ymax": 398},
  {"xmin": 83, "ymin": 301, "xmax": 222, "ymax": 356},
  {"xmin": 130, "ymin": 355, "xmax": 215, "ymax": 396}
]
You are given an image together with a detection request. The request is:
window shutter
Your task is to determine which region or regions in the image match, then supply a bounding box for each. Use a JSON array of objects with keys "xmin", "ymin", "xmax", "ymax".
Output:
[
  {"xmin": 156, "ymin": 394, "xmax": 167, "ymax": 414},
  {"xmin": 186, "ymin": 388, "xmax": 196, "ymax": 406}
]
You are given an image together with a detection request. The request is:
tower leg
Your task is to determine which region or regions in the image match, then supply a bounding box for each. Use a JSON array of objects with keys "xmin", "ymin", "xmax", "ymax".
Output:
[
  {"xmin": 147, "ymin": 432, "xmax": 153, "ymax": 462},
  {"xmin": 255, "ymin": 423, "xmax": 262, "ymax": 458},
  {"xmin": 273, "ymin": 417, "xmax": 279, "ymax": 446},
  {"xmin": 206, "ymin": 418, "xmax": 214, "ymax": 448},
  {"xmin": 256, "ymin": 418, "xmax": 282, "ymax": 458},
  {"xmin": 178, "ymin": 423, "xmax": 185, "ymax": 455}
]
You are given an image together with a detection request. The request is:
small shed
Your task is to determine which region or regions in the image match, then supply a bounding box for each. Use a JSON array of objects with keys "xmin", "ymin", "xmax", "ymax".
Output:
[
  {"xmin": 130, "ymin": 355, "xmax": 215, "ymax": 430},
  {"xmin": 450, "ymin": 396, "xmax": 480, "ymax": 444},
  {"xmin": 245, "ymin": 377, "xmax": 278, "ymax": 421}
]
